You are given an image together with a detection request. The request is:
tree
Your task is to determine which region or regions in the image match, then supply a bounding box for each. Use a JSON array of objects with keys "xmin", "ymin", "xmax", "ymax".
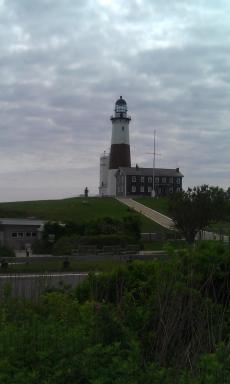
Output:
[{"xmin": 169, "ymin": 185, "xmax": 228, "ymax": 244}]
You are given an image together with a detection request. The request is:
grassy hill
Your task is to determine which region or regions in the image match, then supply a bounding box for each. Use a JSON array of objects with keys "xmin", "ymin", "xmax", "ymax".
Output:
[{"xmin": 0, "ymin": 197, "xmax": 165, "ymax": 232}]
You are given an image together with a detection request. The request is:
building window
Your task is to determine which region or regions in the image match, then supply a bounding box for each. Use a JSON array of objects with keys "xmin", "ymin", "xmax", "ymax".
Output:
[
  {"xmin": 148, "ymin": 186, "xmax": 152, "ymax": 193},
  {"xmin": 155, "ymin": 177, "xmax": 159, "ymax": 183},
  {"xmin": 141, "ymin": 176, "xmax": 145, "ymax": 183},
  {"xmin": 176, "ymin": 187, "xmax": 181, "ymax": 192},
  {"xmin": 148, "ymin": 177, "xmax": 152, "ymax": 183},
  {"xmin": 11, "ymin": 232, "xmax": 25, "ymax": 239},
  {"xmin": 32, "ymin": 232, "xmax": 37, "ymax": 237},
  {"xmin": 169, "ymin": 187, "xmax": 173, "ymax": 193},
  {"xmin": 132, "ymin": 186, "xmax": 136, "ymax": 193},
  {"xmin": 132, "ymin": 176, "xmax": 136, "ymax": 182},
  {"xmin": 158, "ymin": 187, "xmax": 161, "ymax": 194},
  {"xmin": 162, "ymin": 177, "xmax": 166, "ymax": 183},
  {"xmin": 176, "ymin": 177, "xmax": 181, "ymax": 184},
  {"xmin": 140, "ymin": 186, "xmax": 144, "ymax": 193},
  {"xmin": 169, "ymin": 177, "xmax": 173, "ymax": 183}
]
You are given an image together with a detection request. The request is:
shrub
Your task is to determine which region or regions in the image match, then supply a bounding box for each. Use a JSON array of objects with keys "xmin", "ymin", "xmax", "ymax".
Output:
[
  {"xmin": 0, "ymin": 245, "xmax": 15, "ymax": 257},
  {"xmin": 53, "ymin": 234, "xmax": 138, "ymax": 255}
]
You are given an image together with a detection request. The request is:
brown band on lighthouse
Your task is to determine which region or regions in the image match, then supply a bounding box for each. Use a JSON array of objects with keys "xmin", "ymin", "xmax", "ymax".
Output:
[{"xmin": 109, "ymin": 144, "xmax": 131, "ymax": 169}]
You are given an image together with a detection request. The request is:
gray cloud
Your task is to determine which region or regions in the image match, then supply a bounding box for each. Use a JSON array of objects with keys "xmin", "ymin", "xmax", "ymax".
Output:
[{"xmin": 0, "ymin": 0, "xmax": 229, "ymax": 201}]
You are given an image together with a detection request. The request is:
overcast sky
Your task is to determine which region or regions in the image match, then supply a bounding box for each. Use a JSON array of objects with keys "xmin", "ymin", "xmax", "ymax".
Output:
[{"xmin": 0, "ymin": 0, "xmax": 229, "ymax": 201}]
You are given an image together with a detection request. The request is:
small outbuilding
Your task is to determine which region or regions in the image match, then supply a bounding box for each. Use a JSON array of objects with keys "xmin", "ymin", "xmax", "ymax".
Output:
[{"xmin": 0, "ymin": 218, "xmax": 45, "ymax": 250}]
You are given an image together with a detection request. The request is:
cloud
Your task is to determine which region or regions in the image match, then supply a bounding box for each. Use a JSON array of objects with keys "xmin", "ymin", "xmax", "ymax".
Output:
[{"xmin": 0, "ymin": 0, "xmax": 229, "ymax": 201}]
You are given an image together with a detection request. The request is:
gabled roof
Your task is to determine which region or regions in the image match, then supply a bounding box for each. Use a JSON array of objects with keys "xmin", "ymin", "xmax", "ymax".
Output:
[{"xmin": 116, "ymin": 167, "xmax": 184, "ymax": 177}]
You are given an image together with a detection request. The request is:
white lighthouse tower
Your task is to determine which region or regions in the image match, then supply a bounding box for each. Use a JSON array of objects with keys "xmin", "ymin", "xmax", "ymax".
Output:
[
  {"xmin": 99, "ymin": 96, "xmax": 131, "ymax": 196},
  {"xmin": 107, "ymin": 96, "xmax": 131, "ymax": 195}
]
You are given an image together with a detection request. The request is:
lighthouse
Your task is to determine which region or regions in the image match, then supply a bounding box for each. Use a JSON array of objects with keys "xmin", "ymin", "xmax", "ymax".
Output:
[
  {"xmin": 99, "ymin": 96, "xmax": 131, "ymax": 196},
  {"xmin": 108, "ymin": 96, "xmax": 131, "ymax": 195}
]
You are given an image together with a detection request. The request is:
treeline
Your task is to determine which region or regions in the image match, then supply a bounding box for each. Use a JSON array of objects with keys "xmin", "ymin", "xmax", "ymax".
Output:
[
  {"xmin": 33, "ymin": 216, "xmax": 141, "ymax": 254},
  {"xmin": 0, "ymin": 242, "xmax": 229, "ymax": 383}
]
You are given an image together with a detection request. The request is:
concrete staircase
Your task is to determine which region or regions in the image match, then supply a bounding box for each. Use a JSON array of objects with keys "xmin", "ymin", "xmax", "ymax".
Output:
[{"xmin": 116, "ymin": 197, "xmax": 174, "ymax": 230}]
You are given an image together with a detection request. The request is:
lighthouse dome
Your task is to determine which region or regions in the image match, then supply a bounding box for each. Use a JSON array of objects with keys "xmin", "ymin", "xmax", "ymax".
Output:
[
  {"xmin": 115, "ymin": 96, "xmax": 127, "ymax": 113},
  {"xmin": 116, "ymin": 96, "xmax": 127, "ymax": 105}
]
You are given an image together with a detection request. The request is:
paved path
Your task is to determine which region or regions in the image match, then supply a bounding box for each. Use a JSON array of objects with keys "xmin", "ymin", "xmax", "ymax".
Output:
[{"xmin": 117, "ymin": 197, "xmax": 174, "ymax": 230}]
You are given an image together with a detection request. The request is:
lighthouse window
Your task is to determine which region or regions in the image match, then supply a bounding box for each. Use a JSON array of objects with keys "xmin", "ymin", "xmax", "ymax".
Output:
[{"xmin": 122, "ymin": 126, "xmax": 124, "ymax": 131}]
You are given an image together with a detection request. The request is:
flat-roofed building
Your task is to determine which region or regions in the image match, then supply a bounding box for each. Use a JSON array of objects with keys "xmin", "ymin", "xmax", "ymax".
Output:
[{"xmin": 0, "ymin": 218, "xmax": 45, "ymax": 250}]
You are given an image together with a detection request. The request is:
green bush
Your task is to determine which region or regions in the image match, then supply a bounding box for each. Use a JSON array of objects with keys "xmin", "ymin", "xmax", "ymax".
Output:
[
  {"xmin": 53, "ymin": 234, "xmax": 138, "ymax": 255},
  {"xmin": 32, "ymin": 239, "xmax": 53, "ymax": 254},
  {"xmin": 0, "ymin": 245, "xmax": 15, "ymax": 257},
  {"xmin": 52, "ymin": 234, "xmax": 79, "ymax": 255}
]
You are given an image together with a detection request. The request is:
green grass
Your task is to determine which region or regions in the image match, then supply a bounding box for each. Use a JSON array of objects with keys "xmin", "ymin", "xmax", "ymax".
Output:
[
  {"xmin": 206, "ymin": 221, "xmax": 230, "ymax": 236},
  {"xmin": 0, "ymin": 197, "xmax": 165, "ymax": 232},
  {"xmin": 134, "ymin": 197, "xmax": 170, "ymax": 216},
  {"xmin": 143, "ymin": 240, "xmax": 186, "ymax": 251}
]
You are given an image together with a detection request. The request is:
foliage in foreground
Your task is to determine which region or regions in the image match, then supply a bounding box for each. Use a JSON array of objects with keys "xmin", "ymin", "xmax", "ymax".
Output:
[{"xmin": 0, "ymin": 242, "xmax": 229, "ymax": 383}]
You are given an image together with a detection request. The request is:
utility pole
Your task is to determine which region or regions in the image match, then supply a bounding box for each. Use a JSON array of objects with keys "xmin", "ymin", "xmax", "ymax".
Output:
[
  {"xmin": 146, "ymin": 130, "xmax": 160, "ymax": 198},
  {"xmin": 152, "ymin": 130, "xmax": 156, "ymax": 198}
]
